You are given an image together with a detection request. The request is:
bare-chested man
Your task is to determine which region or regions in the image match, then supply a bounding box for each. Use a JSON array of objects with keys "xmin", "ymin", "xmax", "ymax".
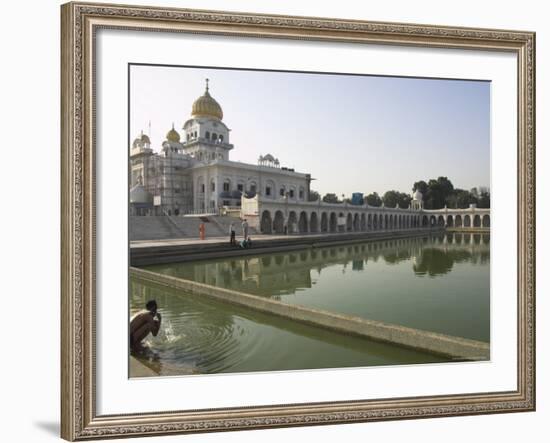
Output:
[{"xmin": 130, "ymin": 300, "xmax": 161, "ymax": 353}]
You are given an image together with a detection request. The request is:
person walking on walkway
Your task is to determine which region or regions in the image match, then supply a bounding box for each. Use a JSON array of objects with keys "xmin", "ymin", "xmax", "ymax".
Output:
[
  {"xmin": 229, "ymin": 222, "xmax": 236, "ymax": 246},
  {"xmin": 242, "ymin": 219, "xmax": 249, "ymax": 240}
]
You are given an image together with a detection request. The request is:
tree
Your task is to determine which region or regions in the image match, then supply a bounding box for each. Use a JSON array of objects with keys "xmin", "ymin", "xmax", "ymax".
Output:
[
  {"xmin": 398, "ymin": 192, "xmax": 413, "ymax": 209},
  {"xmin": 308, "ymin": 190, "xmax": 320, "ymax": 202},
  {"xmin": 365, "ymin": 192, "xmax": 382, "ymax": 207},
  {"xmin": 478, "ymin": 190, "xmax": 490, "ymax": 208},
  {"xmin": 413, "ymin": 180, "xmax": 428, "ymax": 196},
  {"xmin": 382, "ymin": 190, "xmax": 412, "ymax": 209},
  {"xmin": 423, "ymin": 176, "xmax": 455, "ymax": 209},
  {"xmin": 454, "ymin": 189, "xmax": 476, "ymax": 208},
  {"xmin": 322, "ymin": 193, "xmax": 341, "ymax": 204}
]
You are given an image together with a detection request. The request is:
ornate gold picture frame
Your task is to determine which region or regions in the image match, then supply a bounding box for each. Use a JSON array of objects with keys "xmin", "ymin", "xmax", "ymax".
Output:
[{"xmin": 61, "ymin": 1, "xmax": 535, "ymax": 440}]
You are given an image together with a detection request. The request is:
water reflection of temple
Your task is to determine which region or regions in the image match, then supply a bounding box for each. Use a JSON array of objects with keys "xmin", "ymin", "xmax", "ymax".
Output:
[{"xmin": 152, "ymin": 233, "xmax": 489, "ymax": 296}]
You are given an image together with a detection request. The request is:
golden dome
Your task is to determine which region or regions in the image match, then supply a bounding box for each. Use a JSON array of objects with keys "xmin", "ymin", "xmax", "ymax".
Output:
[
  {"xmin": 191, "ymin": 79, "xmax": 223, "ymax": 120},
  {"xmin": 132, "ymin": 131, "xmax": 150, "ymax": 148},
  {"xmin": 166, "ymin": 123, "xmax": 180, "ymax": 142}
]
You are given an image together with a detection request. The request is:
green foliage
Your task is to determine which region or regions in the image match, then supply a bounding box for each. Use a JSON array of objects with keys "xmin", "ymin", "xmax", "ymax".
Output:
[
  {"xmin": 322, "ymin": 180, "xmax": 489, "ymax": 210},
  {"xmin": 382, "ymin": 190, "xmax": 412, "ymax": 209},
  {"xmin": 478, "ymin": 191, "xmax": 491, "ymax": 208},
  {"xmin": 413, "ymin": 178, "xmax": 489, "ymax": 209},
  {"xmin": 413, "ymin": 180, "xmax": 428, "ymax": 196},
  {"xmin": 322, "ymin": 193, "xmax": 341, "ymax": 204},
  {"xmin": 308, "ymin": 190, "xmax": 320, "ymax": 202},
  {"xmin": 365, "ymin": 192, "xmax": 382, "ymax": 207}
]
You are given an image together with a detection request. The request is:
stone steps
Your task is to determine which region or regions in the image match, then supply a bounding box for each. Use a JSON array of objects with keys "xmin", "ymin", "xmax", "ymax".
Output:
[{"xmin": 129, "ymin": 215, "xmax": 253, "ymax": 241}]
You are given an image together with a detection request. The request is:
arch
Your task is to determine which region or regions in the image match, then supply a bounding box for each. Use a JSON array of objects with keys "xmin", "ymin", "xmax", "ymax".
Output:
[
  {"xmin": 273, "ymin": 210, "xmax": 285, "ymax": 234},
  {"xmin": 288, "ymin": 211, "xmax": 298, "ymax": 234},
  {"xmin": 212, "ymin": 132, "xmax": 218, "ymax": 141},
  {"xmin": 464, "ymin": 214, "xmax": 472, "ymax": 228},
  {"xmin": 289, "ymin": 186, "xmax": 296, "ymax": 199},
  {"xmin": 430, "ymin": 215, "xmax": 437, "ymax": 227},
  {"xmin": 298, "ymin": 211, "xmax": 309, "ymax": 233},
  {"xmin": 321, "ymin": 212, "xmax": 328, "ymax": 232},
  {"xmin": 310, "ymin": 212, "xmax": 319, "ymax": 233},
  {"xmin": 384, "ymin": 214, "xmax": 389, "ymax": 230},
  {"xmin": 422, "ymin": 215, "xmax": 429, "ymax": 227},
  {"xmin": 353, "ymin": 213, "xmax": 361, "ymax": 231},
  {"xmin": 260, "ymin": 210, "xmax": 272, "ymax": 234},
  {"xmin": 264, "ymin": 179, "xmax": 275, "ymax": 198},
  {"xmin": 455, "ymin": 214, "xmax": 463, "ymax": 227},
  {"xmin": 438, "ymin": 215, "xmax": 445, "ymax": 227},
  {"xmin": 360, "ymin": 213, "xmax": 367, "ymax": 231},
  {"xmin": 482, "ymin": 214, "xmax": 490, "ymax": 227},
  {"xmin": 248, "ymin": 181, "xmax": 257, "ymax": 196},
  {"xmin": 346, "ymin": 213, "xmax": 353, "ymax": 231},
  {"xmin": 373, "ymin": 214, "xmax": 378, "ymax": 230},
  {"xmin": 329, "ymin": 212, "xmax": 338, "ymax": 232},
  {"xmin": 197, "ymin": 176, "xmax": 205, "ymax": 194},
  {"xmin": 447, "ymin": 215, "xmax": 454, "ymax": 227},
  {"xmin": 367, "ymin": 213, "xmax": 373, "ymax": 230},
  {"xmin": 389, "ymin": 214, "xmax": 393, "ymax": 230},
  {"xmin": 222, "ymin": 178, "xmax": 231, "ymax": 192},
  {"xmin": 473, "ymin": 214, "xmax": 481, "ymax": 227}
]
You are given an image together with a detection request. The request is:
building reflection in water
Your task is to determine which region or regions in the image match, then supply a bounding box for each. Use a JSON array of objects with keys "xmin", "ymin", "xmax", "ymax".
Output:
[{"xmin": 147, "ymin": 233, "xmax": 490, "ymax": 297}]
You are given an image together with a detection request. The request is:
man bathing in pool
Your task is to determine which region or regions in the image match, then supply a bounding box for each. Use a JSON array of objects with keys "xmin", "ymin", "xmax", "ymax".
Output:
[{"xmin": 130, "ymin": 300, "xmax": 162, "ymax": 353}]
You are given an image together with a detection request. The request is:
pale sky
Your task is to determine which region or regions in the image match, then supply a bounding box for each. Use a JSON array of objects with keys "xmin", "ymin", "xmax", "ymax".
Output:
[{"xmin": 130, "ymin": 64, "xmax": 490, "ymax": 197}]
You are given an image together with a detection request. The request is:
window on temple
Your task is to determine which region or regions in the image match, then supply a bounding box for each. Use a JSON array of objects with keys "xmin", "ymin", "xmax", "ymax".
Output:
[
  {"xmin": 223, "ymin": 180, "xmax": 230, "ymax": 192},
  {"xmin": 266, "ymin": 186, "xmax": 271, "ymax": 196},
  {"xmin": 237, "ymin": 183, "xmax": 244, "ymax": 192},
  {"xmin": 289, "ymin": 189, "xmax": 295, "ymax": 198}
]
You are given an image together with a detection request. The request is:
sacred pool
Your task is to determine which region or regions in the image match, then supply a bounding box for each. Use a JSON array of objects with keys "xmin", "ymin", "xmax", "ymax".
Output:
[{"xmin": 130, "ymin": 232, "xmax": 489, "ymax": 376}]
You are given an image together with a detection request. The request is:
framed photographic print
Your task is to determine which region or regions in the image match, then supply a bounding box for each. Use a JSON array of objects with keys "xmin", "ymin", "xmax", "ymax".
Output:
[{"xmin": 61, "ymin": 1, "xmax": 536, "ymax": 440}]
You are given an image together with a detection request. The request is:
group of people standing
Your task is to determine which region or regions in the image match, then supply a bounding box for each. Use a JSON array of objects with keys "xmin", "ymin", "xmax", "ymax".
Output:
[{"xmin": 229, "ymin": 219, "xmax": 252, "ymax": 248}]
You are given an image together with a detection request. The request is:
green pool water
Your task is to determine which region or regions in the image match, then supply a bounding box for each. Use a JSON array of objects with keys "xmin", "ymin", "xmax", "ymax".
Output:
[{"xmin": 131, "ymin": 232, "xmax": 489, "ymax": 376}]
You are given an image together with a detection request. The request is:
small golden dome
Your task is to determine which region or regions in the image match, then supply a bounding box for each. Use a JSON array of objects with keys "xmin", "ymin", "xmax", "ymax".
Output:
[
  {"xmin": 191, "ymin": 79, "xmax": 223, "ymax": 120},
  {"xmin": 166, "ymin": 123, "xmax": 180, "ymax": 142},
  {"xmin": 132, "ymin": 131, "xmax": 151, "ymax": 148}
]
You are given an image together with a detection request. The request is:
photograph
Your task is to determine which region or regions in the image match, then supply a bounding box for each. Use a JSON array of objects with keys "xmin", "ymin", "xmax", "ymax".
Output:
[
  {"xmin": 57, "ymin": 2, "xmax": 536, "ymax": 440},
  {"xmin": 128, "ymin": 65, "xmax": 491, "ymax": 377}
]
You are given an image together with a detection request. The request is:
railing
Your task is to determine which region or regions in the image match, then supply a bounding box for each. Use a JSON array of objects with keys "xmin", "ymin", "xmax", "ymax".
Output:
[{"xmin": 181, "ymin": 208, "xmax": 220, "ymax": 217}]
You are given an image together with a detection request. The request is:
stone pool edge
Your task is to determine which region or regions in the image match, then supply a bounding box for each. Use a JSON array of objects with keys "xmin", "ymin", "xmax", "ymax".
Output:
[{"xmin": 130, "ymin": 267, "xmax": 490, "ymax": 362}]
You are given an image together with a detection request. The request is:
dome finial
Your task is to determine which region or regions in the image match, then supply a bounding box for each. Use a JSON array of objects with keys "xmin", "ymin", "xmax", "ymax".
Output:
[
  {"xmin": 191, "ymin": 79, "xmax": 223, "ymax": 120},
  {"xmin": 166, "ymin": 123, "xmax": 181, "ymax": 143}
]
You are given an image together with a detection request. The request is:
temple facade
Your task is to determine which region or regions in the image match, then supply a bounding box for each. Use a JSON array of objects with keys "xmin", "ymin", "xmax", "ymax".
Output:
[{"xmin": 129, "ymin": 80, "xmax": 311, "ymax": 216}]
